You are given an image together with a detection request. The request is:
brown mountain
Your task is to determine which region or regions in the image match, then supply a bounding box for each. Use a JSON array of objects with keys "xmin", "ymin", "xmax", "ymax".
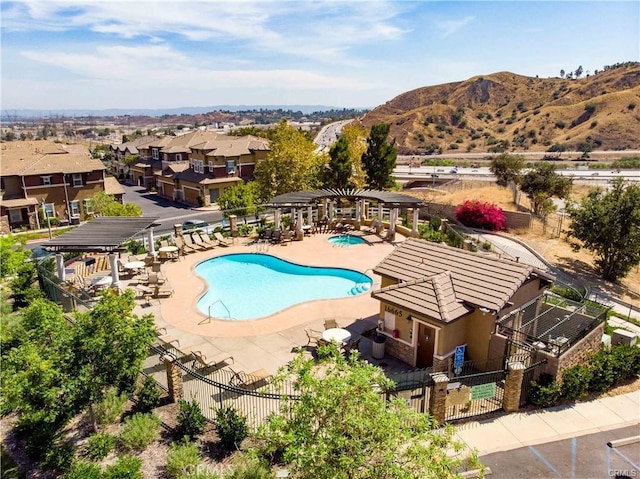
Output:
[{"xmin": 360, "ymin": 63, "xmax": 640, "ymax": 155}]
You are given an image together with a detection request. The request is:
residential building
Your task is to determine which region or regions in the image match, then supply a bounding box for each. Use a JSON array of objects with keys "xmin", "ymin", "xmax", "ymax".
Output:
[
  {"xmin": 1, "ymin": 140, "xmax": 106, "ymax": 232},
  {"xmin": 370, "ymin": 239, "xmax": 554, "ymax": 369},
  {"xmin": 109, "ymin": 136, "xmax": 157, "ymax": 180}
]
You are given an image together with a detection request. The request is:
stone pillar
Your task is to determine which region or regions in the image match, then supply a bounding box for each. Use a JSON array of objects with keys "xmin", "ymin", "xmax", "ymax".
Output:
[
  {"xmin": 274, "ymin": 209, "xmax": 281, "ymax": 230},
  {"xmin": 432, "ymin": 355, "xmax": 450, "ymax": 373},
  {"xmin": 165, "ymin": 355, "xmax": 184, "ymax": 403},
  {"xmin": 229, "ymin": 215, "xmax": 238, "ymax": 238},
  {"xmin": 174, "ymin": 224, "xmax": 183, "ymax": 237},
  {"xmin": 503, "ymin": 361, "xmax": 526, "ymax": 413},
  {"xmin": 109, "ymin": 253, "xmax": 120, "ymax": 285},
  {"xmin": 440, "ymin": 218, "xmax": 448, "ymax": 234},
  {"xmin": 429, "ymin": 373, "xmax": 450, "ymax": 425},
  {"xmin": 354, "ymin": 201, "xmax": 361, "ymax": 230},
  {"xmin": 411, "ymin": 208, "xmax": 420, "ymax": 237},
  {"xmin": 146, "ymin": 228, "xmax": 156, "ymax": 257},
  {"xmin": 56, "ymin": 254, "xmax": 65, "ymax": 282}
]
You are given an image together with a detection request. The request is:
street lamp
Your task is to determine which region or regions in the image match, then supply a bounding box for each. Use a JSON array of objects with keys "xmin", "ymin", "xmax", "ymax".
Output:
[{"xmin": 41, "ymin": 200, "xmax": 52, "ymax": 239}]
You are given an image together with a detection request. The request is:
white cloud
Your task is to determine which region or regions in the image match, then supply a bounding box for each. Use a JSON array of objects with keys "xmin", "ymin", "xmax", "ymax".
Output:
[{"xmin": 436, "ymin": 15, "xmax": 474, "ymax": 38}]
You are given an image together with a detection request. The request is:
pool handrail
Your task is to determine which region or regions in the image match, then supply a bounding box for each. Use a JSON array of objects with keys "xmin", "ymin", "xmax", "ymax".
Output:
[{"xmin": 205, "ymin": 299, "xmax": 232, "ymax": 322}]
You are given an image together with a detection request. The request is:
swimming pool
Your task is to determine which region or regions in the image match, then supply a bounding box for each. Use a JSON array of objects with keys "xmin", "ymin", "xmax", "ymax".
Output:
[
  {"xmin": 328, "ymin": 235, "xmax": 366, "ymax": 246},
  {"xmin": 195, "ymin": 253, "xmax": 372, "ymax": 320}
]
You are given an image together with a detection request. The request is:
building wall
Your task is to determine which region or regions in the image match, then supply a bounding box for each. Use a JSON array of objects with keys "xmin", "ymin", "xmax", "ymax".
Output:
[
  {"xmin": 424, "ymin": 203, "xmax": 532, "ymax": 231},
  {"xmin": 465, "ymin": 310, "xmax": 496, "ymax": 363},
  {"xmin": 498, "ymin": 278, "xmax": 545, "ymax": 317}
]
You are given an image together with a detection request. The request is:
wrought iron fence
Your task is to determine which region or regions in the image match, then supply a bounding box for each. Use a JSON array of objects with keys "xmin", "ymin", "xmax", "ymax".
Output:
[{"xmin": 445, "ymin": 369, "xmax": 507, "ymax": 421}]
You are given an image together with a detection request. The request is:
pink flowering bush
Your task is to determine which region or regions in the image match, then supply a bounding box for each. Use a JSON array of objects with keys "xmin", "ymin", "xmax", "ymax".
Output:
[{"xmin": 455, "ymin": 200, "xmax": 506, "ymax": 231}]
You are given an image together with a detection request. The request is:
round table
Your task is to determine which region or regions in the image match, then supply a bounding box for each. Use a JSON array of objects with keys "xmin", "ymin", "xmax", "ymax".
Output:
[
  {"xmin": 158, "ymin": 245, "xmax": 179, "ymax": 260},
  {"xmin": 124, "ymin": 261, "xmax": 145, "ymax": 274},
  {"xmin": 90, "ymin": 275, "xmax": 113, "ymax": 291},
  {"xmin": 322, "ymin": 328, "xmax": 352, "ymax": 344}
]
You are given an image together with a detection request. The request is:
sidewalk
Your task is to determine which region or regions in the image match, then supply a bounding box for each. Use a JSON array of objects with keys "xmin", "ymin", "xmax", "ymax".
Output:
[{"xmin": 454, "ymin": 389, "xmax": 640, "ymax": 456}]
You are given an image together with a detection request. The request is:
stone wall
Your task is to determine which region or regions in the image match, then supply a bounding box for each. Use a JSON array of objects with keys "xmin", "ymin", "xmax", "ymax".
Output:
[
  {"xmin": 555, "ymin": 323, "xmax": 605, "ymax": 380},
  {"xmin": 385, "ymin": 337, "xmax": 415, "ymax": 366}
]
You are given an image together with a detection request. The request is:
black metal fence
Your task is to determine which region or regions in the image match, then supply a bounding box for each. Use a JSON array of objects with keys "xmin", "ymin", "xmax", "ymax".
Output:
[
  {"xmin": 386, "ymin": 368, "xmax": 434, "ymax": 414},
  {"xmin": 445, "ymin": 369, "xmax": 506, "ymax": 421}
]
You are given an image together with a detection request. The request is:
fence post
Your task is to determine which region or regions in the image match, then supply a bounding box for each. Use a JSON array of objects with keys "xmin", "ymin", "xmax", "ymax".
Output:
[
  {"xmin": 428, "ymin": 373, "xmax": 449, "ymax": 424},
  {"xmin": 503, "ymin": 361, "xmax": 525, "ymax": 413},
  {"xmin": 164, "ymin": 355, "xmax": 184, "ymax": 403}
]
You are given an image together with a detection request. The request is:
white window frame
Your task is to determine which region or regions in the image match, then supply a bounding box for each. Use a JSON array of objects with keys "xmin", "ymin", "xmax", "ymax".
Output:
[
  {"xmin": 41, "ymin": 176, "xmax": 52, "ymax": 186},
  {"xmin": 226, "ymin": 160, "xmax": 236, "ymax": 174},
  {"xmin": 9, "ymin": 209, "xmax": 22, "ymax": 222},
  {"xmin": 83, "ymin": 199, "xmax": 93, "ymax": 214},
  {"xmin": 152, "ymin": 148, "xmax": 159, "ymax": 160},
  {"xmin": 69, "ymin": 200, "xmax": 80, "ymax": 217},
  {"xmin": 176, "ymin": 154, "xmax": 182, "ymax": 161},
  {"xmin": 44, "ymin": 203, "xmax": 55, "ymax": 218},
  {"xmin": 72, "ymin": 173, "xmax": 83, "ymax": 187},
  {"xmin": 208, "ymin": 162, "xmax": 214, "ymax": 173},
  {"xmin": 193, "ymin": 160, "xmax": 204, "ymax": 174}
]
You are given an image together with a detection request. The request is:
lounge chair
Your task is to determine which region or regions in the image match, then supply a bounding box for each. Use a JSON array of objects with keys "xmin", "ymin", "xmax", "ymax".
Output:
[
  {"xmin": 190, "ymin": 232, "xmax": 214, "ymax": 250},
  {"xmin": 153, "ymin": 284, "xmax": 173, "ymax": 298},
  {"xmin": 195, "ymin": 231, "xmax": 218, "ymax": 248},
  {"xmin": 213, "ymin": 232, "xmax": 233, "ymax": 247},
  {"xmin": 230, "ymin": 368, "xmax": 271, "ymax": 389},
  {"xmin": 324, "ymin": 319, "xmax": 339, "ymax": 330},
  {"xmin": 183, "ymin": 233, "xmax": 206, "ymax": 251},
  {"xmin": 155, "ymin": 326, "xmax": 180, "ymax": 346},
  {"xmin": 141, "ymin": 272, "xmax": 166, "ymax": 286},
  {"xmin": 175, "ymin": 235, "xmax": 197, "ymax": 254},
  {"xmin": 191, "ymin": 350, "xmax": 234, "ymax": 370}
]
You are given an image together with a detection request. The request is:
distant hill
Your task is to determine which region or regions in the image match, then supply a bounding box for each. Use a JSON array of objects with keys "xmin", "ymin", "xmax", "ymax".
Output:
[{"xmin": 360, "ymin": 63, "xmax": 640, "ymax": 155}]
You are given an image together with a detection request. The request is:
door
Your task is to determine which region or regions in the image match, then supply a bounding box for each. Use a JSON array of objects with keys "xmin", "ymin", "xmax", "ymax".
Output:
[{"xmin": 416, "ymin": 322, "xmax": 436, "ymax": 368}]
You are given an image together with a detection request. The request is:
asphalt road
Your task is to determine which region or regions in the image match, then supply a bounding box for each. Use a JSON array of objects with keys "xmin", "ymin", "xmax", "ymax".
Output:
[{"xmin": 479, "ymin": 424, "xmax": 640, "ymax": 479}]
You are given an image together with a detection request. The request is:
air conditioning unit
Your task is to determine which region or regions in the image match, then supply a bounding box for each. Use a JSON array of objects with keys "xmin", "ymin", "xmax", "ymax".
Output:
[{"xmin": 611, "ymin": 329, "xmax": 638, "ymax": 346}]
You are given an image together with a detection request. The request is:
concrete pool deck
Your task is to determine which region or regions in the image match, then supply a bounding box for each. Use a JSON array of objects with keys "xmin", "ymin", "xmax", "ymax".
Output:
[{"xmin": 143, "ymin": 230, "xmax": 407, "ymax": 375}]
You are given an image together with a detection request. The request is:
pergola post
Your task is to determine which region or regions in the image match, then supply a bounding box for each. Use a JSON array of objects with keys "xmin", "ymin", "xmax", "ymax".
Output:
[
  {"xmin": 411, "ymin": 208, "xmax": 420, "ymax": 237},
  {"xmin": 329, "ymin": 202, "xmax": 335, "ymax": 222},
  {"xmin": 387, "ymin": 208, "xmax": 397, "ymax": 241},
  {"xmin": 376, "ymin": 203, "xmax": 384, "ymax": 234},
  {"xmin": 109, "ymin": 253, "xmax": 120, "ymax": 285},
  {"xmin": 274, "ymin": 209, "xmax": 281, "ymax": 230},
  {"xmin": 291, "ymin": 208, "xmax": 296, "ymax": 229},
  {"xmin": 56, "ymin": 254, "xmax": 65, "ymax": 282},
  {"xmin": 297, "ymin": 209, "xmax": 304, "ymax": 240},
  {"xmin": 354, "ymin": 201, "xmax": 361, "ymax": 230},
  {"xmin": 146, "ymin": 228, "xmax": 156, "ymax": 257},
  {"xmin": 307, "ymin": 206, "xmax": 313, "ymax": 226}
]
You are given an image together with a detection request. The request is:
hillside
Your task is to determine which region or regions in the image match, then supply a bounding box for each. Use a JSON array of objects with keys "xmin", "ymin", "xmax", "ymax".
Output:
[{"xmin": 360, "ymin": 63, "xmax": 640, "ymax": 155}]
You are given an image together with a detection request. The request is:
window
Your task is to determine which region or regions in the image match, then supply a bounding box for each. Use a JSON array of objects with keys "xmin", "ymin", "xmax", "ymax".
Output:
[
  {"xmin": 9, "ymin": 209, "xmax": 22, "ymax": 222},
  {"xmin": 176, "ymin": 154, "xmax": 182, "ymax": 161},
  {"xmin": 226, "ymin": 160, "xmax": 236, "ymax": 174},
  {"xmin": 83, "ymin": 199, "xmax": 93, "ymax": 214},
  {"xmin": 72, "ymin": 174, "xmax": 83, "ymax": 187},
  {"xmin": 208, "ymin": 163, "xmax": 214, "ymax": 173},
  {"xmin": 193, "ymin": 160, "xmax": 204, "ymax": 174},
  {"xmin": 209, "ymin": 188, "xmax": 220, "ymax": 201},
  {"xmin": 69, "ymin": 200, "xmax": 80, "ymax": 217},
  {"xmin": 41, "ymin": 176, "xmax": 52, "ymax": 186},
  {"xmin": 152, "ymin": 148, "xmax": 159, "ymax": 159},
  {"xmin": 43, "ymin": 203, "xmax": 55, "ymax": 218}
]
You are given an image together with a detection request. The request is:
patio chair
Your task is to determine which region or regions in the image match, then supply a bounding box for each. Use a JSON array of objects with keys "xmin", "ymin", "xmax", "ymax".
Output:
[
  {"xmin": 153, "ymin": 285, "xmax": 174, "ymax": 298},
  {"xmin": 271, "ymin": 230, "xmax": 282, "ymax": 244},
  {"xmin": 183, "ymin": 233, "xmax": 206, "ymax": 251},
  {"xmin": 230, "ymin": 368, "xmax": 271, "ymax": 389},
  {"xmin": 341, "ymin": 337, "xmax": 361, "ymax": 357},
  {"xmin": 191, "ymin": 350, "xmax": 234, "ymax": 371},
  {"xmin": 195, "ymin": 231, "xmax": 218, "ymax": 248},
  {"xmin": 324, "ymin": 319, "xmax": 339, "ymax": 330},
  {"xmin": 142, "ymin": 272, "xmax": 166, "ymax": 286},
  {"xmin": 213, "ymin": 232, "xmax": 233, "ymax": 247},
  {"xmin": 304, "ymin": 328, "xmax": 323, "ymax": 348},
  {"xmin": 175, "ymin": 235, "xmax": 197, "ymax": 254},
  {"xmin": 154, "ymin": 326, "xmax": 180, "ymax": 347},
  {"xmin": 191, "ymin": 232, "xmax": 214, "ymax": 250}
]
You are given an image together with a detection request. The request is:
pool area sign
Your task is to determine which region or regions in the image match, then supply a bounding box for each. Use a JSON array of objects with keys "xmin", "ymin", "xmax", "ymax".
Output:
[
  {"xmin": 471, "ymin": 382, "xmax": 497, "ymax": 400},
  {"xmin": 454, "ymin": 344, "xmax": 465, "ymax": 375}
]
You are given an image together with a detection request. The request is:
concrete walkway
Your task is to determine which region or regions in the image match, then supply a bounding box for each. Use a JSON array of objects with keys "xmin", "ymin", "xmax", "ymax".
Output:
[{"xmin": 454, "ymin": 389, "xmax": 640, "ymax": 456}]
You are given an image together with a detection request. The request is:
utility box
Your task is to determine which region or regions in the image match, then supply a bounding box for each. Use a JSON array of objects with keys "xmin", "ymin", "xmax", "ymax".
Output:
[{"xmin": 612, "ymin": 329, "xmax": 638, "ymax": 346}]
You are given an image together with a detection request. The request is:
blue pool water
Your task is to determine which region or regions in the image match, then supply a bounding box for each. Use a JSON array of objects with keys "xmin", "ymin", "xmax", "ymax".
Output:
[
  {"xmin": 195, "ymin": 253, "xmax": 372, "ymax": 320},
  {"xmin": 328, "ymin": 235, "xmax": 366, "ymax": 246}
]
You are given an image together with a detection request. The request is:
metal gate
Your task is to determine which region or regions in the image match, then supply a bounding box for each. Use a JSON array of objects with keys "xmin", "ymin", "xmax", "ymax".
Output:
[
  {"xmin": 386, "ymin": 369, "xmax": 434, "ymax": 413},
  {"xmin": 445, "ymin": 369, "xmax": 506, "ymax": 421}
]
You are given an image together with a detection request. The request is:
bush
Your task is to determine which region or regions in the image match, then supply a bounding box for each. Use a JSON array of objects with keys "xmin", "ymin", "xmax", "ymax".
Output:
[
  {"xmin": 176, "ymin": 399, "xmax": 206, "ymax": 441},
  {"xmin": 226, "ymin": 454, "xmax": 273, "ymax": 479},
  {"xmin": 85, "ymin": 432, "xmax": 116, "ymax": 460},
  {"xmin": 94, "ymin": 387, "xmax": 128, "ymax": 425},
  {"xmin": 14, "ymin": 417, "xmax": 61, "ymax": 459},
  {"xmin": 63, "ymin": 461, "xmax": 103, "ymax": 479},
  {"xmin": 43, "ymin": 440, "xmax": 75, "ymax": 473},
  {"xmin": 455, "ymin": 200, "xmax": 506, "ymax": 231},
  {"xmin": 560, "ymin": 365, "xmax": 592, "ymax": 401},
  {"xmin": 104, "ymin": 456, "xmax": 143, "ymax": 479},
  {"xmin": 136, "ymin": 376, "xmax": 161, "ymax": 413},
  {"xmin": 119, "ymin": 413, "xmax": 161, "ymax": 451},
  {"xmin": 529, "ymin": 373, "xmax": 561, "ymax": 407},
  {"xmin": 166, "ymin": 441, "xmax": 202, "ymax": 479},
  {"xmin": 215, "ymin": 406, "xmax": 248, "ymax": 450},
  {"xmin": 588, "ymin": 349, "xmax": 617, "ymax": 392}
]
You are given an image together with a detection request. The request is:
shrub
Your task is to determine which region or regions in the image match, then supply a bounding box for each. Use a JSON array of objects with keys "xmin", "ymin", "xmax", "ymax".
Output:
[
  {"xmin": 136, "ymin": 376, "xmax": 161, "ymax": 413},
  {"xmin": 104, "ymin": 456, "xmax": 143, "ymax": 479},
  {"xmin": 176, "ymin": 399, "xmax": 206, "ymax": 441},
  {"xmin": 166, "ymin": 441, "xmax": 202, "ymax": 479},
  {"xmin": 43, "ymin": 440, "xmax": 75, "ymax": 473},
  {"xmin": 560, "ymin": 365, "xmax": 592, "ymax": 401},
  {"xmin": 119, "ymin": 413, "xmax": 161, "ymax": 451},
  {"xmin": 454, "ymin": 200, "xmax": 506, "ymax": 231},
  {"xmin": 63, "ymin": 461, "xmax": 102, "ymax": 479},
  {"xmin": 226, "ymin": 455, "xmax": 273, "ymax": 479},
  {"xmin": 588, "ymin": 349, "xmax": 617, "ymax": 392},
  {"xmin": 215, "ymin": 406, "xmax": 249, "ymax": 450},
  {"xmin": 529, "ymin": 373, "xmax": 561, "ymax": 407},
  {"xmin": 15, "ymin": 417, "xmax": 60, "ymax": 459},
  {"xmin": 94, "ymin": 386, "xmax": 128, "ymax": 425},
  {"xmin": 85, "ymin": 432, "xmax": 116, "ymax": 460}
]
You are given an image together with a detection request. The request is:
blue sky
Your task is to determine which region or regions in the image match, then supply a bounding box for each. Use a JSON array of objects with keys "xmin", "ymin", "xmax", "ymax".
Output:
[{"xmin": 1, "ymin": 1, "xmax": 639, "ymax": 110}]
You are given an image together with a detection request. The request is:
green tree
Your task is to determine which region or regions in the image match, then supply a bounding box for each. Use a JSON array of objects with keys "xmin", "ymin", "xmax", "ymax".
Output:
[
  {"xmin": 217, "ymin": 181, "xmax": 260, "ymax": 218},
  {"xmin": 323, "ymin": 136, "xmax": 353, "ymax": 189},
  {"xmin": 519, "ymin": 163, "xmax": 573, "ymax": 216},
  {"xmin": 0, "ymin": 235, "xmax": 32, "ymax": 278},
  {"xmin": 88, "ymin": 192, "xmax": 142, "ymax": 217},
  {"xmin": 123, "ymin": 154, "xmax": 139, "ymax": 165},
  {"xmin": 254, "ymin": 120, "xmax": 323, "ymax": 201},
  {"xmin": 566, "ymin": 179, "xmax": 640, "ymax": 281},
  {"xmin": 361, "ymin": 123, "xmax": 397, "ymax": 190},
  {"xmin": 9, "ymin": 262, "xmax": 43, "ymax": 309},
  {"xmin": 489, "ymin": 153, "xmax": 525, "ymax": 187},
  {"xmin": 340, "ymin": 122, "xmax": 368, "ymax": 188},
  {"xmin": 256, "ymin": 347, "xmax": 478, "ymax": 478}
]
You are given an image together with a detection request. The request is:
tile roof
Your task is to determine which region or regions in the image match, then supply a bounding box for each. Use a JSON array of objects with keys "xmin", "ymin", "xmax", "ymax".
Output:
[
  {"xmin": 371, "ymin": 238, "xmax": 554, "ymax": 320},
  {"xmin": 112, "ymin": 136, "xmax": 157, "ymax": 153},
  {"xmin": 104, "ymin": 176, "xmax": 125, "ymax": 195},
  {"xmin": 194, "ymin": 135, "xmax": 270, "ymax": 157},
  {"xmin": 158, "ymin": 131, "xmax": 222, "ymax": 154},
  {"xmin": 1, "ymin": 141, "xmax": 105, "ymax": 175}
]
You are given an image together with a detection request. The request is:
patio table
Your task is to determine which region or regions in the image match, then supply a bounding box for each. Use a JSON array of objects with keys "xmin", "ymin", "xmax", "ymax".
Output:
[
  {"xmin": 124, "ymin": 260, "xmax": 145, "ymax": 275},
  {"xmin": 322, "ymin": 328, "xmax": 352, "ymax": 344}
]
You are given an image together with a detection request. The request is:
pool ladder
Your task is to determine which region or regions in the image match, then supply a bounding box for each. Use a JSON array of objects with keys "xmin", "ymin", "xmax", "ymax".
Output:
[
  {"xmin": 200, "ymin": 299, "xmax": 232, "ymax": 324},
  {"xmin": 256, "ymin": 239, "xmax": 270, "ymax": 252}
]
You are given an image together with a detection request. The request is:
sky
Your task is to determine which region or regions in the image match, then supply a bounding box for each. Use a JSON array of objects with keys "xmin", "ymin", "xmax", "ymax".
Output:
[{"xmin": 1, "ymin": 0, "xmax": 639, "ymax": 111}]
